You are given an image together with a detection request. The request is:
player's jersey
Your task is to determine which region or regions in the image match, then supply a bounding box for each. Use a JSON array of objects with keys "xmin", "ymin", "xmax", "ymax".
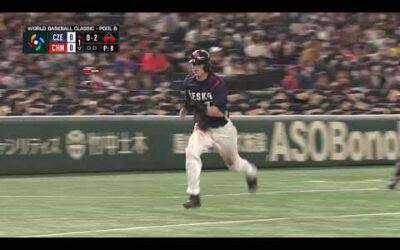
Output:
[{"xmin": 183, "ymin": 73, "xmax": 228, "ymax": 130}]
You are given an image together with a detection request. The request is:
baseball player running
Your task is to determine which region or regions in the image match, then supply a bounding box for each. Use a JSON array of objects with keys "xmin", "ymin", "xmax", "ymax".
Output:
[
  {"xmin": 179, "ymin": 49, "xmax": 258, "ymax": 209},
  {"xmin": 388, "ymin": 160, "xmax": 400, "ymax": 190}
]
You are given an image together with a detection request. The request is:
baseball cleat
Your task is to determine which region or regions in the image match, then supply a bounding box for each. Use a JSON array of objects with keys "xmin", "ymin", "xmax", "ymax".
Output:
[
  {"xmin": 246, "ymin": 162, "xmax": 258, "ymax": 193},
  {"xmin": 246, "ymin": 175, "xmax": 258, "ymax": 193},
  {"xmin": 183, "ymin": 194, "xmax": 201, "ymax": 209},
  {"xmin": 387, "ymin": 178, "xmax": 398, "ymax": 190}
]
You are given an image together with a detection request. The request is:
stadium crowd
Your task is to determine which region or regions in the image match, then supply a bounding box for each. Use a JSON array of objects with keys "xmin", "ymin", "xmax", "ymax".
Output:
[{"xmin": 0, "ymin": 13, "xmax": 399, "ymax": 116}]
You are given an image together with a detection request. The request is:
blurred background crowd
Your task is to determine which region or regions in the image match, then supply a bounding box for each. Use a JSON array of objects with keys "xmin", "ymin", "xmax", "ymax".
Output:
[{"xmin": 0, "ymin": 12, "xmax": 399, "ymax": 116}]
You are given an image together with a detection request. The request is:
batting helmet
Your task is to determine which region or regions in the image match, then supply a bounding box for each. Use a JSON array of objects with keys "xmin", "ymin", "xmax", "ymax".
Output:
[{"xmin": 188, "ymin": 50, "xmax": 212, "ymax": 72}]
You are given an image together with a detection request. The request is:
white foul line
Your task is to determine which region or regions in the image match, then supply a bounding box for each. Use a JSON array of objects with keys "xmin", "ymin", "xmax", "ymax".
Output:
[{"xmin": 23, "ymin": 211, "xmax": 400, "ymax": 237}]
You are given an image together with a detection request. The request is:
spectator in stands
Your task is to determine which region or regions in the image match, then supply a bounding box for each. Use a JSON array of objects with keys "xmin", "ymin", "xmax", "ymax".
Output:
[
  {"xmin": 141, "ymin": 43, "xmax": 171, "ymax": 74},
  {"xmin": 114, "ymin": 47, "xmax": 141, "ymax": 75},
  {"xmin": 315, "ymin": 72, "xmax": 330, "ymax": 90},
  {"xmin": 141, "ymin": 42, "xmax": 172, "ymax": 90},
  {"xmin": 299, "ymin": 38, "xmax": 323, "ymax": 67},
  {"xmin": 244, "ymin": 32, "xmax": 270, "ymax": 59},
  {"xmin": 223, "ymin": 56, "xmax": 246, "ymax": 75},
  {"xmin": 270, "ymin": 32, "xmax": 297, "ymax": 65},
  {"xmin": 70, "ymin": 105, "xmax": 89, "ymax": 116},
  {"xmin": 26, "ymin": 104, "xmax": 48, "ymax": 116},
  {"xmin": 0, "ymin": 100, "xmax": 11, "ymax": 116},
  {"xmin": 79, "ymin": 66, "xmax": 112, "ymax": 91},
  {"xmin": 9, "ymin": 97, "xmax": 27, "ymax": 115},
  {"xmin": 281, "ymin": 65, "xmax": 301, "ymax": 90},
  {"xmin": 329, "ymin": 70, "xmax": 351, "ymax": 90},
  {"xmin": 154, "ymin": 74, "xmax": 172, "ymax": 92},
  {"xmin": 209, "ymin": 46, "xmax": 225, "ymax": 73}
]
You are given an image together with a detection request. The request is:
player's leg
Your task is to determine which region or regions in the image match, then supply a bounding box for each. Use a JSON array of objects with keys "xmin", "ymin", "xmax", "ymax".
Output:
[
  {"xmin": 388, "ymin": 160, "xmax": 400, "ymax": 190},
  {"xmin": 211, "ymin": 121, "xmax": 258, "ymax": 192},
  {"xmin": 184, "ymin": 124, "xmax": 214, "ymax": 208}
]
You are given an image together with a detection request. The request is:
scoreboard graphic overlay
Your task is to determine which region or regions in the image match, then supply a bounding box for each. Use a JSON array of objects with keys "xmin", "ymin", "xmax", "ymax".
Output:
[{"xmin": 23, "ymin": 25, "xmax": 119, "ymax": 54}]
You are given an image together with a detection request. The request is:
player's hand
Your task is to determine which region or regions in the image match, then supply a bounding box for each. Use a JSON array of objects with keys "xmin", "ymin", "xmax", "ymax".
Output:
[
  {"xmin": 192, "ymin": 101, "xmax": 208, "ymax": 114},
  {"xmin": 179, "ymin": 108, "xmax": 187, "ymax": 119}
]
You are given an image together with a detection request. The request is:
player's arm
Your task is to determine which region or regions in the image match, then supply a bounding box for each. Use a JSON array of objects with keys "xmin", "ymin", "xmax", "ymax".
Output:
[
  {"xmin": 186, "ymin": 99, "xmax": 224, "ymax": 117},
  {"xmin": 205, "ymin": 104, "xmax": 225, "ymax": 117},
  {"xmin": 179, "ymin": 96, "xmax": 190, "ymax": 118},
  {"xmin": 180, "ymin": 80, "xmax": 192, "ymax": 118},
  {"xmin": 205, "ymin": 78, "xmax": 228, "ymax": 118},
  {"xmin": 179, "ymin": 106, "xmax": 187, "ymax": 118}
]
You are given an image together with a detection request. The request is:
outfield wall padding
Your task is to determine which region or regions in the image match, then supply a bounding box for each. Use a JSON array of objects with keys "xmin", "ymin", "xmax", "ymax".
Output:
[{"xmin": 0, "ymin": 115, "xmax": 398, "ymax": 175}]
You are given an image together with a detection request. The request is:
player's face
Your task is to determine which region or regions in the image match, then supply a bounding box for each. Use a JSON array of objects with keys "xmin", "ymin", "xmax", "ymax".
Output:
[{"xmin": 191, "ymin": 63, "xmax": 206, "ymax": 78}]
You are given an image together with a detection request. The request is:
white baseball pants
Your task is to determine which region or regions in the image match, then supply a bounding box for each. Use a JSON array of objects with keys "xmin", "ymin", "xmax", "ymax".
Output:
[{"xmin": 185, "ymin": 120, "xmax": 258, "ymax": 195}]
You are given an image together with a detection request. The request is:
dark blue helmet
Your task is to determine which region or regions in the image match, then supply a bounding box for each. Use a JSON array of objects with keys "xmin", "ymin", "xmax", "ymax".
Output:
[{"xmin": 189, "ymin": 50, "xmax": 212, "ymax": 72}]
